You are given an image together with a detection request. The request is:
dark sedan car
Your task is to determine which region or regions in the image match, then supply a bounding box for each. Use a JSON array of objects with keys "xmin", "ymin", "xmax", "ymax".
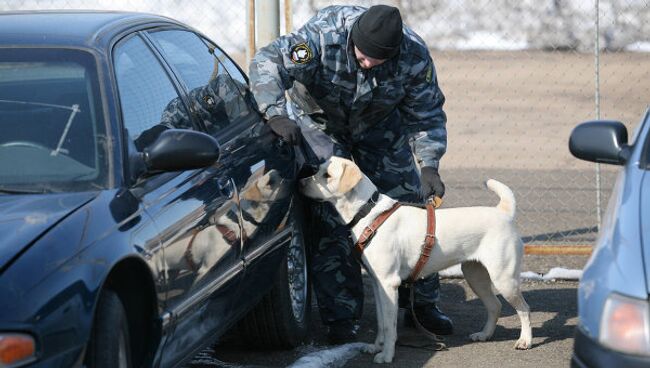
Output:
[{"xmin": 0, "ymin": 11, "xmax": 310, "ymax": 368}]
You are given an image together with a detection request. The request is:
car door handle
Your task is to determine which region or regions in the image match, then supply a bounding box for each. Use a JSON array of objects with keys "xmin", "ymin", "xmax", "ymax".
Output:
[{"xmin": 217, "ymin": 178, "xmax": 235, "ymax": 199}]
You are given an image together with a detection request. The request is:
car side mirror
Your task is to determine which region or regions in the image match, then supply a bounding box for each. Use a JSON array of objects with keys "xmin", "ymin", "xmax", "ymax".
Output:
[
  {"xmin": 569, "ymin": 120, "xmax": 631, "ymax": 165},
  {"xmin": 144, "ymin": 129, "xmax": 220, "ymax": 172}
]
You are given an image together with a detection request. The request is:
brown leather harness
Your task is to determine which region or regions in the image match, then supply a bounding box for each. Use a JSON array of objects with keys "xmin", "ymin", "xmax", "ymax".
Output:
[
  {"xmin": 353, "ymin": 198, "xmax": 446, "ymax": 350},
  {"xmin": 354, "ymin": 200, "xmax": 437, "ymax": 284}
]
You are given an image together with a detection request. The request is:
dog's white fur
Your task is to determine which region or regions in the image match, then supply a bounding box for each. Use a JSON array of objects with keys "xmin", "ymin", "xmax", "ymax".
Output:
[{"xmin": 299, "ymin": 157, "xmax": 532, "ymax": 363}]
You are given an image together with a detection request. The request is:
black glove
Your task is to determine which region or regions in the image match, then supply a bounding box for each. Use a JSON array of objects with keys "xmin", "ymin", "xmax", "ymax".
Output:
[
  {"xmin": 267, "ymin": 116, "xmax": 302, "ymax": 145},
  {"xmin": 421, "ymin": 166, "xmax": 445, "ymax": 199}
]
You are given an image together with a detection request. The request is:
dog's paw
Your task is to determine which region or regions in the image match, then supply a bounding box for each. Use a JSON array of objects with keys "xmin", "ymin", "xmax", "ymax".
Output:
[
  {"xmin": 514, "ymin": 338, "xmax": 531, "ymax": 350},
  {"xmin": 361, "ymin": 343, "xmax": 381, "ymax": 354},
  {"xmin": 469, "ymin": 332, "xmax": 491, "ymax": 342},
  {"xmin": 373, "ymin": 352, "xmax": 394, "ymax": 364}
]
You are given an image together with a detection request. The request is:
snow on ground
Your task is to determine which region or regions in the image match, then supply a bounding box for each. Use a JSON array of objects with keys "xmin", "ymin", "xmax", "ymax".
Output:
[
  {"xmin": 1, "ymin": 0, "xmax": 648, "ymax": 55},
  {"xmin": 440, "ymin": 264, "xmax": 582, "ymax": 280},
  {"xmin": 451, "ymin": 32, "xmax": 528, "ymax": 51},
  {"xmin": 286, "ymin": 343, "xmax": 373, "ymax": 368},
  {"xmin": 625, "ymin": 41, "xmax": 650, "ymax": 52}
]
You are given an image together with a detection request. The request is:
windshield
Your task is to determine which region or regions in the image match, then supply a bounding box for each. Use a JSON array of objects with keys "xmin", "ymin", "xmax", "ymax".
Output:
[{"xmin": 0, "ymin": 48, "xmax": 108, "ymax": 193}]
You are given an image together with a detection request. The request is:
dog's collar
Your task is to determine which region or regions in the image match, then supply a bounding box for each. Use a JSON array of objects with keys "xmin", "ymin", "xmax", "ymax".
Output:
[{"xmin": 348, "ymin": 190, "xmax": 379, "ymax": 228}]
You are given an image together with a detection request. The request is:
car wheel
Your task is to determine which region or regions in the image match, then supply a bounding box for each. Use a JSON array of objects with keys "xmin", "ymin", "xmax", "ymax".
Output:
[
  {"xmin": 85, "ymin": 289, "xmax": 133, "ymax": 368},
  {"xmin": 233, "ymin": 202, "xmax": 311, "ymax": 348}
]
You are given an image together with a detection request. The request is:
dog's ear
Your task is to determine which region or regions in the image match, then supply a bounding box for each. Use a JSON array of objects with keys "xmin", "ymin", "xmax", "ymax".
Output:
[
  {"xmin": 337, "ymin": 160, "xmax": 363, "ymax": 194},
  {"xmin": 241, "ymin": 183, "xmax": 263, "ymax": 202}
]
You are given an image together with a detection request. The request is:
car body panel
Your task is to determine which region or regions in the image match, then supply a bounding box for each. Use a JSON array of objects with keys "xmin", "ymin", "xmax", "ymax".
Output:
[
  {"xmin": 573, "ymin": 327, "xmax": 650, "ymax": 368},
  {"xmin": 573, "ymin": 110, "xmax": 650, "ymax": 368},
  {"xmin": 140, "ymin": 168, "xmax": 243, "ymax": 368},
  {"xmin": 641, "ymin": 171, "xmax": 650, "ymax": 294},
  {"xmin": 0, "ymin": 189, "xmax": 165, "ymax": 367},
  {"xmin": 0, "ymin": 192, "xmax": 96, "ymax": 271},
  {"xmin": 577, "ymin": 110, "xmax": 650, "ymax": 338}
]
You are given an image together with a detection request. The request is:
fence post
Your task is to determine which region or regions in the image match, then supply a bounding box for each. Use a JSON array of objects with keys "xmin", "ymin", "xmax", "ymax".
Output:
[
  {"xmin": 256, "ymin": 0, "xmax": 281, "ymax": 50},
  {"xmin": 284, "ymin": 0, "xmax": 292, "ymax": 34},
  {"xmin": 594, "ymin": 0, "xmax": 602, "ymax": 229},
  {"xmin": 246, "ymin": 0, "xmax": 256, "ymax": 71}
]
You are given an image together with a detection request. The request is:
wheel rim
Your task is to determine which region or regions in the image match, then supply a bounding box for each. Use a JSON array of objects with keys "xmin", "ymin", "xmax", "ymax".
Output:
[{"xmin": 287, "ymin": 226, "xmax": 307, "ymax": 322}]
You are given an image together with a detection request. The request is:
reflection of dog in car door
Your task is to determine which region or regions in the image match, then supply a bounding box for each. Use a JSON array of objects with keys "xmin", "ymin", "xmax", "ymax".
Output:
[
  {"xmin": 238, "ymin": 168, "xmax": 290, "ymax": 239},
  {"xmin": 299, "ymin": 156, "xmax": 532, "ymax": 364},
  {"xmin": 165, "ymin": 169, "xmax": 288, "ymax": 282}
]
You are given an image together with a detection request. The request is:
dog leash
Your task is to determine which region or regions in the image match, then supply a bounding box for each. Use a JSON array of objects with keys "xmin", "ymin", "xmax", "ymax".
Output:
[
  {"xmin": 398, "ymin": 196, "xmax": 447, "ymax": 351},
  {"xmin": 395, "ymin": 286, "xmax": 447, "ymax": 351}
]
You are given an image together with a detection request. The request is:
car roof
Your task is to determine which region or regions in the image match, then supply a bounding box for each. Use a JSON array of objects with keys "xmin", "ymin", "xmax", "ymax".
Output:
[{"xmin": 0, "ymin": 11, "xmax": 183, "ymax": 49}]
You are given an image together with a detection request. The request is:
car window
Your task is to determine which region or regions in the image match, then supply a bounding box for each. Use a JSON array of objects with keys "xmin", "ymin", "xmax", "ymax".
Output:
[
  {"xmin": 206, "ymin": 41, "xmax": 248, "ymax": 87},
  {"xmin": 113, "ymin": 35, "xmax": 193, "ymax": 152},
  {"xmin": 148, "ymin": 30, "xmax": 258, "ymax": 138},
  {"xmin": 0, "ymin": 48, "xmax": 108, "ymax": 192}
]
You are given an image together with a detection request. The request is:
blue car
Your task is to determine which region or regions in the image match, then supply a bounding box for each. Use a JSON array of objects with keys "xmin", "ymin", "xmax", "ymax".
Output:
[
  {"xmin": 569, "ymin": 109, "xmax": 650, "ymax": 367},
  {"xmin": 0, "ymin": 11, "xmax": 310, "ymax": 368}
]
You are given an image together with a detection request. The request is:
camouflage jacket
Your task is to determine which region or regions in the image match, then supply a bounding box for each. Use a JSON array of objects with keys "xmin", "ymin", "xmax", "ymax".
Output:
[{"xmin": 249, "ymin": 5, "xmax": 447, "ymax": 168}]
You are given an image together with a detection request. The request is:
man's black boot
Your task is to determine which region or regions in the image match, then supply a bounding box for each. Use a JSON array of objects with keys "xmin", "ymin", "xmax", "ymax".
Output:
[
  {"xmin": 404, "ymin": 304, "xmax": 453, "ymax": 335},
  {"xmin": 327, "ymin": 320, "xmax": 359, "ymax": 344}
]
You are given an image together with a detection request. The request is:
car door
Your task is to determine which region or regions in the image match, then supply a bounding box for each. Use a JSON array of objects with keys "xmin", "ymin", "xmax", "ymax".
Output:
[
  {"xmin": 145, "ymin": 29, "xmax": 298, "ymax": 317},
  {"xmin": 112, "ymin": 32, "xmax": 244, "ymax": 367}
]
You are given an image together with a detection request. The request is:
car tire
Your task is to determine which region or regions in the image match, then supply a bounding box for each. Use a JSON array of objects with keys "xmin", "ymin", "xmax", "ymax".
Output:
[
  {"xmin": 85, "ymin": 289, "xmax": 133, "ymax": 368},
  {"xmin": 232, "ymin": 202, "xmax": 311, "ymax": 349}
]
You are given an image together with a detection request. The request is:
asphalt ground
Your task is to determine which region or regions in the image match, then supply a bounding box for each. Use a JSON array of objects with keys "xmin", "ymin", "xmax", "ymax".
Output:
[{"xmin": 186, "ymin": 253, "xmax": 589, "ymax": 368}]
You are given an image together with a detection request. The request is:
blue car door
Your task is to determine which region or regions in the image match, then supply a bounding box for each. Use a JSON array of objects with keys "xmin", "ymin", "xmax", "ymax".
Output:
[
  {"xmin": 145, "ymin": 29, "xmax": 298, "ymax": 325},
  {"xmin": 113, "ymin": 33, "xmax": 245, "ymax": 367}
]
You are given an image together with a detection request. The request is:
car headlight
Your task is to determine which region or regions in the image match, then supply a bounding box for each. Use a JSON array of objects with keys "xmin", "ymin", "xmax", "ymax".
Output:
[
  {"xmin": 599, "ymin": 293, "xmax": 650, "ymax": 356},
  {"xmin": 0, "ymin": 333, "xmax": 36, "ymax": 367}
]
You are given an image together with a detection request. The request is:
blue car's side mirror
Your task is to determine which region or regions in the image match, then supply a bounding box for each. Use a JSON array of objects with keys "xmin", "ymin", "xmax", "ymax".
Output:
[{"xmin": 569, "ymin": 120, "xmax": 630, "ymax": 166}]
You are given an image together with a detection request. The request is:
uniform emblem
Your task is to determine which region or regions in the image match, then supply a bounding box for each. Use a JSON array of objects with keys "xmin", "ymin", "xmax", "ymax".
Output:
[
  {"xmin": 425, "ymin": 65, "xmax": 433, "ymax": 83},
  {"xmin": 290, "ymin": 43, "xmax": 313, "ymax": 64},
  {"xmin": 203, "ymin": 95, "xmax": 215, "ymax": 106}
]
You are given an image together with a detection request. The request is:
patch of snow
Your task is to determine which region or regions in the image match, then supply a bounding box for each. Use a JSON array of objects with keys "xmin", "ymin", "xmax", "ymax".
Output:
[
  {"xmin": 453, "ymin": 32, "xmax": 528, "ymax": 51},
  {"xmin": 286, "ymin": 342, "xmax": 372, "ymax": 368},
  {"xmin": 625, "ymin": 42, "xmax": 650, "ymax": 52},
  {"xmin": 440, "ymin": 266, "xmax": 582, "ymax": 280},
  {"xmin": 520, "ymin": 271, "xmax": 544, "ymax": 280},
  {"xmin": 439, "ymin": 264, "xmax": 462, "ymax": 277},
  {"xmin": 543, "ymin": 267, "xmax": 582, "ymax": 280}
]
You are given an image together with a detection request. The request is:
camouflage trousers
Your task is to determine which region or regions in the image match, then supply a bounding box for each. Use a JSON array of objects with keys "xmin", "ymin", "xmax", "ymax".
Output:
[{"xmin": 295, "ymin": 111, "xmax": 442, "ymax": 325}]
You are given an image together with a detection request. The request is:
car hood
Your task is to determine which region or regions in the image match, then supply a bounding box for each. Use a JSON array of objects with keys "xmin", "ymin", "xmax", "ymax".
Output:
[{"xmin": 0, "ymin": 192, "xmax": 97, "ymax": 271}]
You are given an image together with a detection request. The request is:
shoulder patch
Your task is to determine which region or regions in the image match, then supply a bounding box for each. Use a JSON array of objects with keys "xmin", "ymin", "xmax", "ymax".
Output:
[
  {"xmin": 290, "ymin": 43, "xmax": 313, "ymax": 64},
  {"xmin": 425, "ymin": 65, "xmax": 433, "ymax": 83}
]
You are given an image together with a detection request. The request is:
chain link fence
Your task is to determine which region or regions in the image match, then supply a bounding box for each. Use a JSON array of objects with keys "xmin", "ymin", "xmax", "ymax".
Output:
[{"xmin": 3, "ymin": 0, "xmax": 649, "ymax": 245}]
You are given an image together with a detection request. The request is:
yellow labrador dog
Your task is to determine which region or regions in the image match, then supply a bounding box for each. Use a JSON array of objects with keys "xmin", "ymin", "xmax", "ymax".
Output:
[{"xmin": 299, "ymin": 156, "xmax": 531, "ymax": 363}]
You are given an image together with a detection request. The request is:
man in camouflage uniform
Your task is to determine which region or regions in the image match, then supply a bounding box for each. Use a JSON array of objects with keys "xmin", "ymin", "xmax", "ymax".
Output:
[{"xmin": 249, "ymin": 5, "xmax": 452, "ymax": 343}]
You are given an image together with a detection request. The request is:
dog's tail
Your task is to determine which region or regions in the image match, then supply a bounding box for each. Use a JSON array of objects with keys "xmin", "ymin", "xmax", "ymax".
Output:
[{"xmin": 486, "ymin": 179, "xmax": 516, "ymax": 219}]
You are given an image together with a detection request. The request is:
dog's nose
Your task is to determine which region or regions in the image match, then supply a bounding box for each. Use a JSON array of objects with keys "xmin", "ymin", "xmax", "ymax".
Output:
[{"xmin": 298, "ymin": 164, "xmax": 319, "ymax": 179}]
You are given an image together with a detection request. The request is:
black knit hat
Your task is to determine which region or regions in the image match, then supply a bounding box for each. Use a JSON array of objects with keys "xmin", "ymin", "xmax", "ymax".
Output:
[{"xmin": 351, "ymin": 5, "xmax": 403, "ymax": 60}]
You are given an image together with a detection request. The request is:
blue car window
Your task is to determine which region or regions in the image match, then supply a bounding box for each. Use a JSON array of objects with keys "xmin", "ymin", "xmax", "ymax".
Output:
[
  {"xmin": 0, "ymin": 48, "xmax": 108, "ymax": 192},
  {"xmin": 113, "ymin": 35, "xmax": 192, "ymax": 151},
  {"xmin": 148, "ymin": 30, "xmax": 258, "ymax": 138}
]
